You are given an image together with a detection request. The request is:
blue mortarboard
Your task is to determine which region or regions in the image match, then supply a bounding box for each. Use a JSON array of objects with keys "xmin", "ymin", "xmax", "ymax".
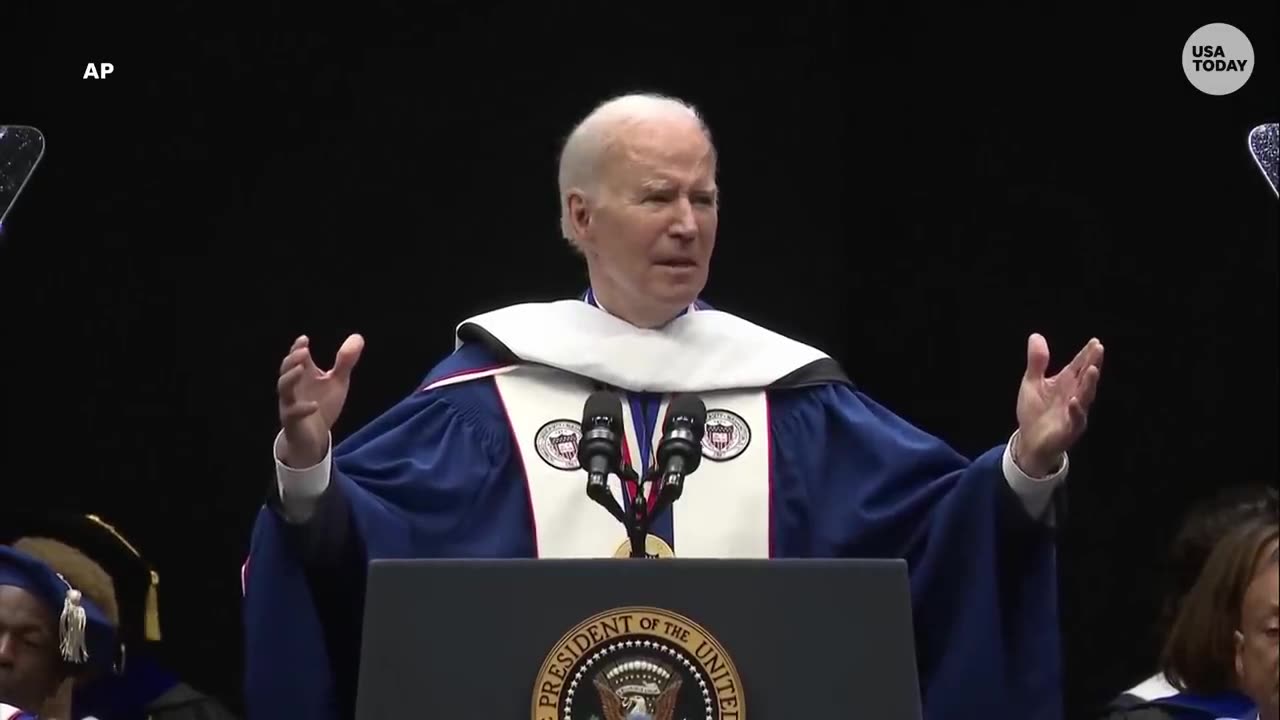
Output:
[{"xmin": 0, "ymin": 545, "xmax": 116, "ymax": 670}]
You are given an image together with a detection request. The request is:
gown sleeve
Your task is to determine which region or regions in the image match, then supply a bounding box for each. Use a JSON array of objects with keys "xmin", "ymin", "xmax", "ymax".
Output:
[
  {"xmin": 242, "ymin": 346, "xmax": 525, "ymax": 720},
  {"xmin": 769, "ymin": 383, "xmax": 1064, "ymax": 719}
]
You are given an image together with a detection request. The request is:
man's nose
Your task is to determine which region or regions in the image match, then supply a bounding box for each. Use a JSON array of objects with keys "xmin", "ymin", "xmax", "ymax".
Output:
[
  {"xmin": 0, "ymin": 634, "xmax": 15, "ymax": 665},
  {"xmin": 669, "ymin": 198, "xmax": 697, "ymax": 239}
]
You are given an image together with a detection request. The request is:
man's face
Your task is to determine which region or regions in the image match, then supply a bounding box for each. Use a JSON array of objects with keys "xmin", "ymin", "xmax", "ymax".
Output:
[
  {"xmin": 0, "ymin": 585, "xmax": 62, "ymax": 712},
  {"xmin": 572, "ymin": 115, "xmax": 719, "ymax": 326},
  {"xmin": 1236, "ymin": 543, "xmax": 1279, "ymax": 720}
]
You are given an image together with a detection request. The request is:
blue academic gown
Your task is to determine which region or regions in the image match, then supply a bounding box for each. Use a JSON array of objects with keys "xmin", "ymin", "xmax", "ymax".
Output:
[
  {"xmin": 1135, "ymin": 692, "xmax": 1258, "ymax": 719},
  {"xmin": 70, "ymin": 652, "xmax": 180, "ymax": 720},
  {"xmin": 242, "ymin": 296, "xmax": 1063, "ymax": 720}
]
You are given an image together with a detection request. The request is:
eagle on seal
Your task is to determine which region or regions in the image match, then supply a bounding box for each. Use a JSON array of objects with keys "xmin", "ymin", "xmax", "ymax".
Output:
[{"xmin": 593, "ymin": 672, "xmax": 682, "ymax": 720}]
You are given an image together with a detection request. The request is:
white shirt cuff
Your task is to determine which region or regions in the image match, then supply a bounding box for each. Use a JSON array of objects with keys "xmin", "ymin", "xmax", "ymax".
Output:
[
  {"xmin": 1001, "ymin": 430, "xmax": 1068, "ymax": 522},
  {"xmin": 274, "ymin": 430, "xmax": 332, "ymax": 523}
]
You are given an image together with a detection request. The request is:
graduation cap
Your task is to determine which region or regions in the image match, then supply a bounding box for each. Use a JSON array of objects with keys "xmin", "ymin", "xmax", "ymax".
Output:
[
  {"xmin": 0, "ymin": 511, "xmax": 161, "ymax": 651},
  {"xmin": 0, "ymin": 545, "xmax": 117, "ymax": 670}
]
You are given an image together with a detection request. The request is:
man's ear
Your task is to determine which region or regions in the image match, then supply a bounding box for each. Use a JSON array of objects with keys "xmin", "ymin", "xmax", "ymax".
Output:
[
  {"xmin": 1234, "ymin": 629, "xmax": 1246, "ymax": 678},
  {"xmin": 566, "ymin": 190, "xmax": 593, "ymax": 248}
]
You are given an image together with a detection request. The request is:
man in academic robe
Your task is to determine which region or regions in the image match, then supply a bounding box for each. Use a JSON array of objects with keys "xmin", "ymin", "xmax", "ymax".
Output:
[
  {"xmin": 1, "ymin": 511, "xmax": 240, "ymax": 720},
  {"xmin": 1, "ymin": 546, "xmax": 117, "ymax": 720},
  {"xmin": 242, "ymin": 92, "xmax": 1105, "ymax": 720}
]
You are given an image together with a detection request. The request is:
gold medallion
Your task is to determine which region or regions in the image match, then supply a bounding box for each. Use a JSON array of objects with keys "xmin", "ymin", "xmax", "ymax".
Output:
[{"xmin": 613, "ymin": 534, "xmax": 676, "ymax": 558}]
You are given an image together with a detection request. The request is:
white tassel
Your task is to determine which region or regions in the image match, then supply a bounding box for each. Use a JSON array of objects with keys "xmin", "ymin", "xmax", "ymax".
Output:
[{"xmin": 60, "ymin": 588, "xmax": 88, "ymax": 663}]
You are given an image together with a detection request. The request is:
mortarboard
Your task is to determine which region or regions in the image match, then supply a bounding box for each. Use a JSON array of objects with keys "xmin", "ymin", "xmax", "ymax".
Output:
[
  {"xmin": 0, "ymin": 545, "xmax": 117, "ymax": 670},
  {"xmin": 0, "ymin": 511, "xmax": 161, "ymax": 647}
]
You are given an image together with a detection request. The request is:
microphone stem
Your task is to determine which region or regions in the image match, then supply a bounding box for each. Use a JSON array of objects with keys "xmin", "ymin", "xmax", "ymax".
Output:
[
  {"xmin": 587, "ymin": 474, "xmax": 627, "ymax": 524},
  {"xmin": 629, "ymin": 498, "xmax": 647, "ymax": 558},
  {"xmin": 646, "ymin": 472, "xmax": 681, "ymax": 533},
  {"xmin": 628, "ymin": 470, "xmax": 656, "ymax": 558}
]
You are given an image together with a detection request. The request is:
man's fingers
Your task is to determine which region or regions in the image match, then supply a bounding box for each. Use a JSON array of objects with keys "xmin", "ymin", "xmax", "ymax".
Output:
[
  {"xmin": 1067, "ymin": 396, "xmax": 1088, "ymax": 431},
  {"xmin": 291, "ymin": 335, "xmax": 309, "ymax": 352},
  {"xmin": 1089, "ymin": 340, "xmax": 1105, "ymax": 373},
  {"xmin": 277, "ymin": 364, "xmax": 305, "ymax": 401},
  {"xmin": 279, "ymin": 347, "xmax": 306, "ymax": 376},
  {"xmin": 1024, "ymin": 333, "xmax": 1050, "ymax": 381},
  {"xmin": 1065, "ymin": 337, "xmax": 1103, "ymax": 378},
  {"xmin": 279, "ymin": 345, "xmax": 323, "ymax": 377},
  {"xmin": 279, "ymin": 349, "xmax": 295, "ymax": 376},
  {"xmin": 281, "ymin": 401, "xmax": 320, "ymax": 424},
  {"xmin": 331, "ymin": 333, "xmax": 365, "ymax": 381},
  {"xmin": 1075, "ymin": 365, "xmax": 1101, "ymax": 410}
]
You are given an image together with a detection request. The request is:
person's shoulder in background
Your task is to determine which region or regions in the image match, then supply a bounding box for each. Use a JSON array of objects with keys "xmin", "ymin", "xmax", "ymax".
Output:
[
  {"xmin": 1097, "ymin": 673, "xmax": 1179, "ymax": 720},
  {"xmin": 1098, "ymin": 707, "xmax": 1178, "ymax": 720},
  {"xmin": 146, "ymin": 681, "xmax": 240, "ymax": 720}
]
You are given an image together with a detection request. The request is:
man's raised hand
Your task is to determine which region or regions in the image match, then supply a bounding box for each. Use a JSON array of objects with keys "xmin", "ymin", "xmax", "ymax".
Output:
[
  {"xmin": 1014, "ymin": 333, "xmax": 1104, "ymax": 477},
  {"xmin": 276, "ymin": 333, "xmax": 364, "ymax": 468}
]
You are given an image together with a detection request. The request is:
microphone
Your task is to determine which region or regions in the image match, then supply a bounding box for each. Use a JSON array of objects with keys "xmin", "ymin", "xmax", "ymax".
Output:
[
  {"xmin": 578, "ymin": 391, "xmax": 627, "ymax": 525},
  {"xmin": 0, "ymin": 126, "xmax": 47, "ymax": 234},
  {"xmin": 1248, "ymin": 123, "xmax": 1278, "ymax": 198},
  {"xmin": 650, "ymin": 394, "xmax": 706, "ymax": 513}
]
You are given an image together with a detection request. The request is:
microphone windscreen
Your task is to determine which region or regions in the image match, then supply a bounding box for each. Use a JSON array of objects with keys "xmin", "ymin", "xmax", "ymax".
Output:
[
  {"xmin": 583, "ymin": 390, "xmax": 623, "ymax": 429},
  {"xmin": 1249, "ymin": 123, "xmax": 1278, "ymax": 197},
  {"xmin": 664, "ymin": 394, "xmax": 706, "ymax": 436}
]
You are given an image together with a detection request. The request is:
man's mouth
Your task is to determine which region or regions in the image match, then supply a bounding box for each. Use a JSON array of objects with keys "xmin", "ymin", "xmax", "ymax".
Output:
[{"xmin": 655, "ymin": 258, "xmax": 697, "ymax": 268}]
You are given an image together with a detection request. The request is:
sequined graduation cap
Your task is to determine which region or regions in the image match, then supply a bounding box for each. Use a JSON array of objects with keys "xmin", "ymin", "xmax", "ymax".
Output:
[{"xmin": 0, "ymin": 546, "xmax": 116, "ymax": 668}]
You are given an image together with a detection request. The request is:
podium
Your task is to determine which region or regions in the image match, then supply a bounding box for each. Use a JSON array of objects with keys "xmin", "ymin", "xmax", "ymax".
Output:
[{"xmin": 354, "ymin": 557, "xmax": 924, "ymax": 718}]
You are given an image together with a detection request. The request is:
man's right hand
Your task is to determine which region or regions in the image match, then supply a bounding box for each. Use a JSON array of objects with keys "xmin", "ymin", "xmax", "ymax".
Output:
[{"xmin": 277, "ymin": 333, "xmax": 365, "ymax": 468}]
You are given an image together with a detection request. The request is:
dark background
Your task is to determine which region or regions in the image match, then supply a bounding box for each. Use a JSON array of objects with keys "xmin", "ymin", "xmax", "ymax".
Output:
[{"xmin": 2, "ymin": 2, "xmax": 1276, "ymax": 717}]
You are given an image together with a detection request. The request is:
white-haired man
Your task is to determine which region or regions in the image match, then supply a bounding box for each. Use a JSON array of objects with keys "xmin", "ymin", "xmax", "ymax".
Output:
[{"xmin": 243, "ymin": 93, "xmax": 1103, "ymax": 720}]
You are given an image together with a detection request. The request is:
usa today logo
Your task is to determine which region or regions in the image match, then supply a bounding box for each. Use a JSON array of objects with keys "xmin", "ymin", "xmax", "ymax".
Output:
[{"xmin": 1182, "ymin": 23, "xmax": 1254, "ymax": 95}]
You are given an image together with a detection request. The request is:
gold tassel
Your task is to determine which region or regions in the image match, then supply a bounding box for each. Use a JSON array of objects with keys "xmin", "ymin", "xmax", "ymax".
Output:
[{"xmin": 145, "ymin": 570, "xmax": 161, "ymax": 642}]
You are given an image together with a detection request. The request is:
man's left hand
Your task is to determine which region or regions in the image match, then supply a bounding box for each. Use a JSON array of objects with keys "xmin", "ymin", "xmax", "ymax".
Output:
[{"xmin": 1014, "ymin": 333, "xmax": 1105, "ymax": 477}]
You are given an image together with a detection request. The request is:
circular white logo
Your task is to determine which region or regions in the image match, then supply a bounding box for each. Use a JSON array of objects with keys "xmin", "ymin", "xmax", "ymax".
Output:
[
  {"xmin": 701, "ymin": 409, "xmax": 750, "ymax": 462},
  {"xmin": 1182, "ymin": 23, "xmax": 1254, "ymax": 96},
  {"xmin": 535, "ymin": 419, "xmax": 582, "ymax": 471}
]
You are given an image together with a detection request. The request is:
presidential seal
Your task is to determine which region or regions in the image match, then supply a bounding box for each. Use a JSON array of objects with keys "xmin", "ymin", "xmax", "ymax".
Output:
[
  {"xmin": 535, "ymin": 419, "xmax": 583, "ymax": 470},
  {"xmin": 532, "ymin": 607, "xmax": 745, "ymax": 720},
  {"xmin": 701, "ymin": 409, "xmax": 750, "ymax": 462}
]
